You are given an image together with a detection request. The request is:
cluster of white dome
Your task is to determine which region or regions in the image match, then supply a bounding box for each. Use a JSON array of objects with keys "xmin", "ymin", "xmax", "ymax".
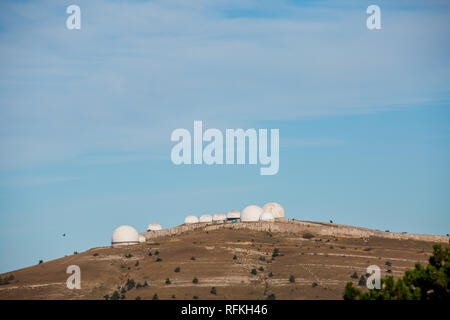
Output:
[
  {"xmin": 111, "ymin": 202, "xmax": 286, "ymax": 247},
  {"xmin": 184, "ymin": 202, "xmax": 286, "ymax": 224}
]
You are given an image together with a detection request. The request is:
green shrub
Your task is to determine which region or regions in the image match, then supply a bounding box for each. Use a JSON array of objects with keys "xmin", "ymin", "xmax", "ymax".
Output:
[
  {"xmin": 110, "ymin": 291, "xmax": 120, "ymax": 300},
  {"xmin": 152, "ymin": 293, "xmax": 159, "ymax": 300},
  {"xmin": 251, "ymin": 269, "xmax": 257, "ymax": 275},
  {"xmin": 156, "ymin": 257, "xmax": 162, "ymax": 262},
  {"xmin": 259, "ymin": 266, "xmax": 264, "ymax": 272},
  {"xmin": 266, "ymin": 293, "xmax": 276, "ymax": 300},
  {"xmin": 193, "ymin": 277, "xmax": 198, "ymax": 284},
  {"xmin": 191, "ymin": 256, "xmax": 196, "ymax": 261},
  {"xmin": 351, "ymin": 272, "xmax": 358, "ymax": 279},
  {"xmin": 174, "ymin": 267, "xmax": 180, "ymax": 273},
  {"xmin": 233, "ymin": 255, "xmax": 237, "ymax": 260},
  {"xmin": 165, "ymin": 278, "xmax": 171, "ymax": 284},
  {"xmin": 343, "ymin": 241, "xmax": 450, "ymax": 300},
  {"xmin": 126, "ymin": 279, "xmax": 135, "ymax": 290},
  {"xmin": 125, "ymin": 253, "xmax": 133, "ymax": 258},
  {"xmin": 210, "ymin": 287, "xmax": 217, "ymax": 295},
  {"xmin": 289, "ymin": 275, "xmax": 295, "ymax": 283}
]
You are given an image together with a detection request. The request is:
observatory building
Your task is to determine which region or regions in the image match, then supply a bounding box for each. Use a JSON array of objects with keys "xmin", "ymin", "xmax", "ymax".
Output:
[
  {"xmin": 259, "ymin": 211, "xmax": 275, "ymax": 222},
  {"xmin": 262, "ymin": 202, "xmax": 286, "ymax": 220},
  {"xmin": 139, "ymin": 235, "xmax": 146, "ymax": 243},
  {"xmin": 199, "ymin": 214, "xmax": 213, "ymax": 223},
  {"xmin": 213, "ymin": 213, "xmax": 227, "ymax": 222},
  {"xmin": 147, "ymin": 223, "xmax": 162, "ymax": 231},
  {"xmin": 184, "ymin": 215, "xmax": 199, "ymax": 224},
  {"xmin": 241, "ymin": 205, "xmax": 263, "ymax": 222},
  {"xmin": 111, "ymin": 225, "xmax": 140, "ymax": 247},
  {"xmin": 227, "ymin": 210, "xmax": 240, "ymax": 221}
]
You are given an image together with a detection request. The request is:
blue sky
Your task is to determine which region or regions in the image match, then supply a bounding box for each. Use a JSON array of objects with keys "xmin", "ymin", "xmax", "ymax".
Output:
[{"xmin": 0, "ymin": 0, "xmax": 449, "ymax": 273}]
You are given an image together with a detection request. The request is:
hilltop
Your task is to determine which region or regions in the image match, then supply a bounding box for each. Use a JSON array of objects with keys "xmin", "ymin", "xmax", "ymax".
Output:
[{"xmin": 0, "ymin": 220, "xmax": 448, "ymax": 300}]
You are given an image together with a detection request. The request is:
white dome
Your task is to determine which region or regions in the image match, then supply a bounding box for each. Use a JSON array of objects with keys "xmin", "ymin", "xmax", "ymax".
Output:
[
  {"xmin": 111, "ymin": 225, "xmax": 139, "ymax": 247},
  {"xmin": 139, "ymin": 235, "xmax": 146, "ymax": 243},
  {"xmin": 184, "ymin": 215, "xmax": 199, "ymax": 224},
  {"xmin": 199, "ymin": 214, "xmax": 213, "ymax": 223},
  {"xmin": 241, "ymin": 205, "xmax": 263, "ymax": 222},
  {"xmin": 147, "ymin": 223, "xmax": 162, "ymax": 231},
  {"xmin": 259, "ymin": 211, "xmax": 275, "ymax": 222},
  {"xmin": 213, "ymin": 213, "xmax": 227, "ymax": 221},
  {"xmin": 227, "ymin": 210, "xmax": 240, "ymax": 219},
  {"xmin": 262, "ymin": 202, "xmax": 286, "ymax": 219}
]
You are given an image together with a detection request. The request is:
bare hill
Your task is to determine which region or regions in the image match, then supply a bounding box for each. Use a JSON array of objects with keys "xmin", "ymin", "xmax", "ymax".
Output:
[{"xmin": 0, "ymin": 221, "xmax": 448, "ymax": 300}]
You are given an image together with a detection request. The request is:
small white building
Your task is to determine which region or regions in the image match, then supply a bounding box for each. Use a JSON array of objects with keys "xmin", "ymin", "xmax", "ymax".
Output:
[
  {"xmin": 227, "ymin": 210, "xmax": 241, "ymax": 221},
  {"xmin": 139, "ymin": 235, "xmax": 146, "ymax": 243},
  {"xmin": 241, "ymin": 205, "xmax": 263, "ymax": 222},
  {"xmin": 199, "ymin": 214, "xmax": 213, "ymax": 223},
  {"xmin": 111, "ymin": 225, "xmax": 140, "ymax": 247},
  {"xmin": 184, "ymin": 215, "xmax": 199, "ymax": 224}
]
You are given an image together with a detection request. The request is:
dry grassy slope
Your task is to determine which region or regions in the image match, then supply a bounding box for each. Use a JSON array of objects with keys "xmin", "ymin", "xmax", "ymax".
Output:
[{"xmin": 0, "ymin": 223, "xmax": 446, "ymax": 300}]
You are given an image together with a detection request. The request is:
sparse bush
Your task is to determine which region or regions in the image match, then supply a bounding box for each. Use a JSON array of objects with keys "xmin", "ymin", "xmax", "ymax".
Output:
[
  {"xmin": 165, "ymin": 278, "xmax": 171, "ymax": 284},
  {"xmin": 312, "ymin": 282, "xmax": 318, "ymax": 287},
  {"xmin": 351, "ymin": 272, "xmax": 358, "ymax": 279},
  {"xmin": 148, "ymin": 252, "xmax": 152, "ymax": 256},
  {"xmin": 385, "ymin": 261, "xmax": 392, "ymax": 267},
  {"xmin": 268, "ymin": 272, "xmax": 273, "ymax": 277},
  {"xmin": 135, "ymin": 260, "xmax": 139, "ymax": 267},
  {"xmin": 387, "ymin": 269, "xmax": 392, "ymax": 274},
  {"xmin": 193, "ymin": 277, "xmax": 198, "ymax": 284},
  {"xmin": 74, "ymin": 251, "xmax": 78, "ymax": 255},
  {"xmin": 302, "ymin": 232, "xmax": 314, "ymax": 239},
  {"xmin": 210, "ymin": 287, "xmax": 217, "ymax": 295},
  {"xmin": 259, "ymin": 266, "xmax": 264, "ymax": 272},
  {"xmin": 39, "ymin": 260, "xmax": 43, "ymax": 264},
  {"xmin": 174, "ymin": 267, "xmax": 180, "ymax": 273},
  {"xmin": 233, "ymin": 255, "xmax": 237, "ymax": 260},
  {"xmin": 272, "ymin": 248, "xmax": 279, "ymax": 258},
  {"xmin": 143, "ymin": 281, "xmax": 148, "ymax": 287},
  {"xmin": 267, "ymin": 293, "xmax": 276, "ymax": 300},
  {"xmin": 121, "ymin": 287, "xmax": 126, "ymax": 294},
  {"xmin": 93, "ymin": 253, "xmax": 99, "ymax": 257},
  {"xmin": 103, "ymin": 294, "xmax": 109, "ymax": 300},
  {"xmin": 152, "ymin": 293, "xmax": 159, "ymax": 300},
  {"xmin": 126, "ymin": 279, "xmax": 136, "ymax": 290},
  {"xmin": 251, "ymin": 269, "xmax": 257, "ymax": 275},
  {"xmin": 155, "ymin": 250, "xmax": 159, "ymax": 255},
  {"xmin": 358, "ymin": 275, "xmax": 366, "ymax": 287},
  {"xmin": 193, "ymin": 296, "xmax": 199, "ymax": 299},
  {"xmin": 191, "ymin": 256, "xmax": 196, "ymax": 261},
  {"xmin": 156, "ymin": 257, "xmax": 162, "ymax": 262},
  {"xmin": 110, "ymin": 291, "xmax": 120, "ymax": 300},
  {"xmin": 125, "ymin": 253, "xmax": 133, "ymax": 258},
  {"xmin": 289, "ymin": 275, "xmax": 295, "ymax": 283}
]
